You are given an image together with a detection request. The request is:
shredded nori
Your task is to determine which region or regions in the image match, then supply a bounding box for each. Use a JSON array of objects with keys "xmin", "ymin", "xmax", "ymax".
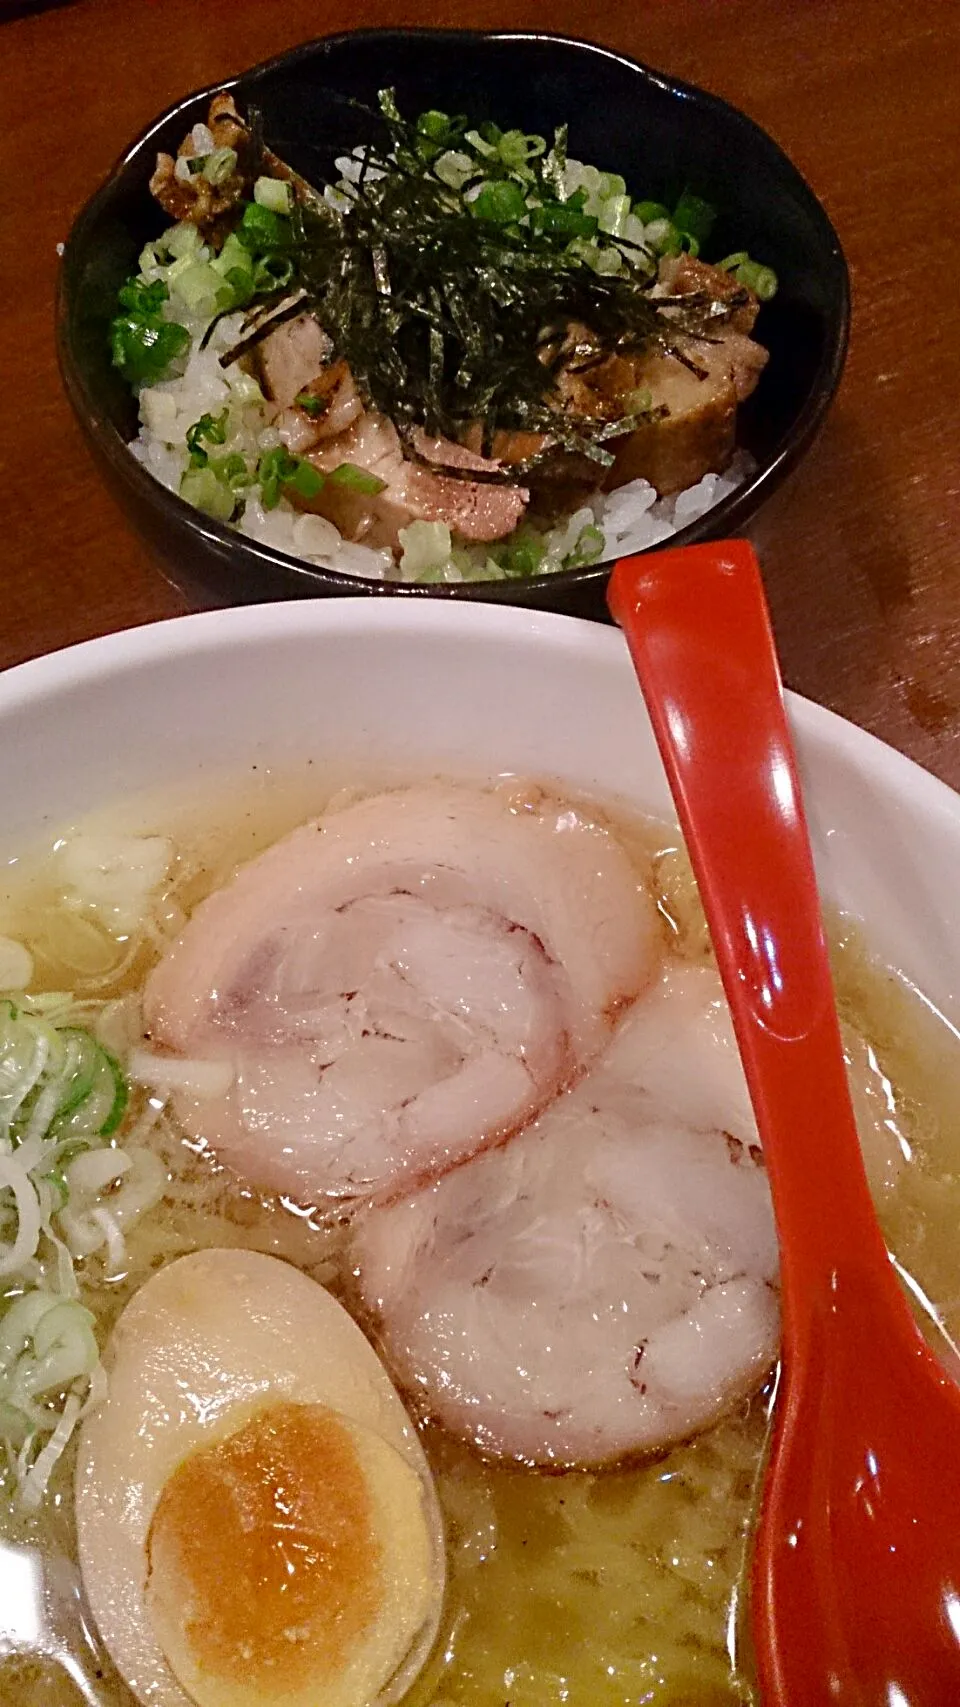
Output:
[{"xmin": 272, "ymin": 93, "xmax": 748, "ymax": 464}]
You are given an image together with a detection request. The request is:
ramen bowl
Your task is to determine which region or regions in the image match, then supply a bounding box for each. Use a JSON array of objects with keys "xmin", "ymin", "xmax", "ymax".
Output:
[{"xmin": 1, "ymin": 599, "xmax": 957, "ymax": 1707}]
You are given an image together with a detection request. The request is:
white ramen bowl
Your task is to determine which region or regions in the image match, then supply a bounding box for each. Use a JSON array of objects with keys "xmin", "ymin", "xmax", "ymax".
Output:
[{"xmin": 1, "ymin": 600, "xmax": 959, "ymax": 1034}]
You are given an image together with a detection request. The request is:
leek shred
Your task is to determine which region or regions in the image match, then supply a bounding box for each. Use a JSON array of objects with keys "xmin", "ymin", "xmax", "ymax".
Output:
[{"xmin": 0, "ymin": 997, "xmax": 163, "ymax": 1509}]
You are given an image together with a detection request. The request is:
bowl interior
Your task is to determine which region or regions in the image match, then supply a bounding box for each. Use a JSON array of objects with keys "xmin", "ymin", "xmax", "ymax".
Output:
[
  {"xmin": 2, "ymin": 602, "xmax": 957, "ymax": 1030},
  {"xmin": 59, "ymin": 30, "xmax": 849, "ymax": 608}
]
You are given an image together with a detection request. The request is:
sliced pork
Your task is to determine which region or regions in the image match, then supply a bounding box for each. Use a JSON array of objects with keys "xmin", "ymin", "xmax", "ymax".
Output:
[
  {"xmin": 352, "ymin": 959, "xmax": 906, "ymax": 1465},
  {"xmin": 299, "ymin": 412, "xmax": 529, "ymax": 547},
  {"xmin": 142, "ymin": 786, "xmax": 659, "ymax": 1208},
  {"xmin": 352, "ymin": 961, "xmax": 779, "ymax": 1465},
  {"xmin": 610, "ymin": 961, "xmax": 906, "ymax": 1200},
  {"xmin": 254, "ymin": 312, "xmax": 334, "ymax": 409}
]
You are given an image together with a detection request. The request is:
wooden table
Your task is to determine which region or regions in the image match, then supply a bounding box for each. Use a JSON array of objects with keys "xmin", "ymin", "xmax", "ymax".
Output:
[{"xmin": 4, "ymin": 0, "xmax": 959, "ymax": 785}]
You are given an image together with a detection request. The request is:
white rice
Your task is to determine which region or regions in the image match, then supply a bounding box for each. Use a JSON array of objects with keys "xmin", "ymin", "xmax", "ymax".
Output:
[{"xmin": 130, "ymin": 311, "xmax": 754, "ymax": 585}]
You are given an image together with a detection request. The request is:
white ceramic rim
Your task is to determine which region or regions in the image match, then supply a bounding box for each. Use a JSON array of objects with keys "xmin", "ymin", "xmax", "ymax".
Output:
[
  {"xmin": 2, "ymin": 599, "xmax": 958, "ymax": 1032},
  {"xmin": 2, "ymin": 598, "xmax": 956, "ymax": 829}
]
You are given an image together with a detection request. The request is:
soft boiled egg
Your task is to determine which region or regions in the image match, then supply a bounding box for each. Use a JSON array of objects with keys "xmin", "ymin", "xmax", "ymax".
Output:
[{"xmin": 75, "ymin": 1247, "xmax": 445, "ymax": 1707}]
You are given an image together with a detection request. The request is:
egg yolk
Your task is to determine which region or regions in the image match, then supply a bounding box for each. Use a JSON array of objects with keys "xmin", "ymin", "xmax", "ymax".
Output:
[{"xmin": 145, "ymin": 1401, "xmax": 382, "ymax": 1694}]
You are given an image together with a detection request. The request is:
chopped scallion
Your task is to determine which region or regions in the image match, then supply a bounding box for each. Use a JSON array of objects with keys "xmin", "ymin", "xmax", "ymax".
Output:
[
  {"xmin": 185, "ymin": 409, "xmax": 228, "ymax": 467},
  {"xmin": 470, "ymin": 179, "xmax": 528, "ymax": 225},
  {"xmin": 254, "ymin": 175, "xmax": 293, "ymax": 214},
  {"xmin": 180, "ymin": 465, "xmax": 236, "ymax": 522},
  {"xmin": 671, "ymin": 190, "xmax": 716, "ymax": 247},
  {"xmin": 236, "ymin": 199, "xmax": 291, "ymax": 255},
  {"xmin": 327, "ymin": 462, "xmax": 388, "ymax": 495},
  {"xmin": 294, "ymin": 391, "xmax": 329, "ymax": 418},
  {"xmin": 202, "ymin": 146, "xmax": 238, "ymax": 186}
]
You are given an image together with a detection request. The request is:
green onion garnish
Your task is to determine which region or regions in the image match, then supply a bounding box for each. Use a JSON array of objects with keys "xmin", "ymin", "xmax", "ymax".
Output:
[
  {"xmin": 671, "ymin": 191, "xmax": 716, "ymax": 248},
  {"xmin": 202, "ymin": 146, "xmax": 238, "ymax": 186},
  {"xmin": 327, "ymin": 462, "xmax": 388, "ymax": 495},
  {"xmin": 185, "ymin": 409, "xmax": 228, "ymax": 468},
  {"xmin": 180, "ymin": 465, "xmax": 236, "ymax": 522},
  {"xmin": 254, "ymin": 175, "xmax": 293, "ymax": 215},
  {"xmin": 109, "ymin": 276, "xmax": 190, "ymax": 386},
  {"xmin": 294, "ymin": 391, "xmax": 329, "ymax": 418},
  {"xmin": 237, "ymin": 200, "xmax": 291, "ymax": 255}
]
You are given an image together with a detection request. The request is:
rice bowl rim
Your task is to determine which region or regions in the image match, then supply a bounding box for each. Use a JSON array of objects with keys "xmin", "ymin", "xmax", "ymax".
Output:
[{"xmin": 57, "ymin": 25, "xmax": 851, "ymax": 600}]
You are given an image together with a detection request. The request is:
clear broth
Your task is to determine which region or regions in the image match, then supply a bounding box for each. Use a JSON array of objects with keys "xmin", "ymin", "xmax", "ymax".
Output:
[{"xmin": 2, "ymin": 766, "xmax": 960, "ymax": 1707}]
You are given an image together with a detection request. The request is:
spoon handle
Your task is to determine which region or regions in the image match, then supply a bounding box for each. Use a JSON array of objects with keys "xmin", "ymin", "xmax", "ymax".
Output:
[{"xmin": 608, "ymin": 542, "xmax": 897, "ymax": 1338}]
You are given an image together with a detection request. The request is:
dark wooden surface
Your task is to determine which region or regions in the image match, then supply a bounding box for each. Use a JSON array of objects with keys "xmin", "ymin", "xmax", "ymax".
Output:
[{"xmin": 3, "ymin": 0, "xmax": 959, "ymax": 784}]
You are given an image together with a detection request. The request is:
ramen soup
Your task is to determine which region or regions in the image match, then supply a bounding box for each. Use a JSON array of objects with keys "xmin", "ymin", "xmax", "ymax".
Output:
[{"xmin": 1, "ymin": 770, "xmax": 959, "ymax": 1707}]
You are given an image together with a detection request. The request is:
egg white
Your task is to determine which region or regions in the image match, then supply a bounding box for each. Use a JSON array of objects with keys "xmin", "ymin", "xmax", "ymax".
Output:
[{"xmin": 75, "ymin": 1247, "xmax": 445, "ymax": 1707}]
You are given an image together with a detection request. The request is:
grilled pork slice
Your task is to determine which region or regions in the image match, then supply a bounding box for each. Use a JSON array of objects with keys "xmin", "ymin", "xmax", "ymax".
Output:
[
  {"xmin": 462, "ymin": 260, "xmax": 769, "ymax": 498},
  {"xmin": 602, "ymin": 351, "xmax": 739, "ymax": 495},
  {"xmin": 250, "ymin": 314, "xmax": 528, "ymax": 546},
  {"xmin": 300, "ymin": 413, "xmax": 528, "ymax": 547},
  {"xmin": 253, "ymin": 312, "xmax": 334, "ymax": 410}
]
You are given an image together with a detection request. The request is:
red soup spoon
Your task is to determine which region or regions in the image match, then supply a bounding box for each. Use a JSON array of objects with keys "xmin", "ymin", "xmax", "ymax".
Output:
[{"xmin": 609, "ymin": 540, "xmax": 960, "ymax": 1707}]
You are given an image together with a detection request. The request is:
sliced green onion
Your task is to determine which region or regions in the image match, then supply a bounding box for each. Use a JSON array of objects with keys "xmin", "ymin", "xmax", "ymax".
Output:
[
  {"xmin": 470, "ymin": 179, "xmax": 528, "ymax": 225},
  {"xmin": 633, "ymin": 199, "xmax": 670, "ymax": 225},
  {"xmin": 717, "ymin": 250, "xmax": 749, "ymax": 272},
  {"xmin": 254, "ymin": 175, "xmax": 293, "ymax": 214},
  {"xmin": 0, "ymin": 999, "xmax": 163, "ymax": 1513},
  {"xmin": 166, "ymin": 221, "xmax": 204, "ymax": 261},
  {"xmin": 110, "ymin": 317, "xmax": 189, "ymax": 386},
  {"xmin": 464, "ymin": 127, "xmax": 499, "ymax": 160},
  {"xmin": 287, "ymin": 460, "xmax": 325, "ymax": 500},
  {"xmin": 598, "ymin": 194, "xmax": 631, "ymax": 237},
  {"xmin": 643, "ymin": 218, "xmax": 682, "ymax": 257},
  {"xmin": 185, "ymin": 409, "xmax": 228, "ymax": 467},
  {"xmin": 73, "ymin": 1045, "xmax": 126, "ymax": 1138},
  {"xmin": 0, "ymin": 1156, "xmax": 42, "ymax": 1277},
  {"xmin": 0, "ymin": 1293, "xmax": 63, "ymax": 1369},
  {"xmin": 168, "ymin": 260, "xmax": 235, "ymax": 319},
  {"xmin": 180, "ymin": 466, "xmax": 236, "ymax": 523},
  {"xmin": 733, "ymin": 259, "xmax": 778, "ymax": 301},
  {"xmin": 236, "ymin": 200, "xmax": 291, "ymax": 255},
  {"xmin": 221, "ymin": 266, "xmax": 256, "ymax": 309},
  {"xmin": 208, "ymin": 452, "xmax": 253, "ymax": 489},
  {"xmin": 258, "ymin": 446, "xmax": 299, "ymax": 509},
  {"xmin": 48, "ymin": 1030, "xmax": 99, "ymax": 1123},
  {"xmin": 412, "ymin": 109, "xmax": 463, "ymax": 162},
  {"xmin": 597, "ymin": 171, "xmax": 627, "ymax": 201},
  {"xmin": 432, "ymin": 150, "xmax": 474, "ymax": 190},
  {"xmin": 498, "ymin": 129, "xmax": 545, "ymax": 171},
  {"xmin": 211, "ymin": 233, "xmax": 255, "ymax": 286},
  {"xmin": 253, "ymin": 254, "xmax": 295, "ymax": 292},
  {"xmin": 497, "ymin": 530, "xmax": 547, "ymax": 579},
  {"xmin": 529, "ymin": 202, "xmax": 598, "ymax": 240},
  {"xmin": 327, "ymin": 463, "xmax": 388, "ymax": 495},
  {"xmin": 257, "ymin": 446, "xmax": 327, "ymax": 509},
  {"xmin": 398, "ymin": 519, "xmax": 453, "ymax": 579},
  {"xmin": 116, "ymin": 277, "xmax": 168, "ymax": 317},
  {"xmin": 671, "ymin": 190, "xmax": 716, "ymax": 247},
  {"xmin": 417, "ymin": 109, "xmax": 453, "ymax": 141},
  {"xmin": 8, "ymin": 1300, "xmax": 98, "ymax": 1401},
  {"xmin": 202, "ymin": 146, "xmax": 238, "ymax": 185},
  {"xmin": 294, "ymin": 391, "xmax": 329, "ymax": 418}
]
